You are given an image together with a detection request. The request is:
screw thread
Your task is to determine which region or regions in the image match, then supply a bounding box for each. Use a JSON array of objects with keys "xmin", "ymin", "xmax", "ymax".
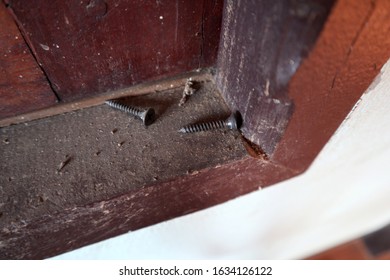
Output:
[
  {"xmin": 105, "ymin": 100, "xmax": 143, "ymax": 117},
  {"xmin": 180, "ymin": 120, "xmax": 226, "ymax": 133}
]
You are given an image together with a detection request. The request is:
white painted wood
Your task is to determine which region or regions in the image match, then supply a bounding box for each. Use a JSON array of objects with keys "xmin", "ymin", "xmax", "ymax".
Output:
[{"xmin": 52, "ymin": 60, "xmax": 390, "ymax": 260}]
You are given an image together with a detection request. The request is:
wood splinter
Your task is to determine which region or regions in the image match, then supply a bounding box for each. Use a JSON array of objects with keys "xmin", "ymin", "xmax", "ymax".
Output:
[
  {"xmin": 179, "ymin": 78, "xmax": 197, "ymax": 106},
  {"xmin": 57, "ymin": 155, "xmax": 72, "ymax": 173}
]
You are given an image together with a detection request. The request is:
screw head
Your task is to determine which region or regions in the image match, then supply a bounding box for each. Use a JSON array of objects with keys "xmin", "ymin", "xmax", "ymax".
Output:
[
  {"xmin": 225, "ymin": 112, "xmax": 239, "ymax": 130},
  {"xmin": 140, "ymin": 108, "xmax": 156, "ymax": 126}
]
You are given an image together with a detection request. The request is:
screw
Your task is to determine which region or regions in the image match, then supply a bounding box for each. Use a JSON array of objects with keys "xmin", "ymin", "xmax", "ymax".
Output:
[
  {"xmin": 105, "ymin": 100, "xmax": 155, "ymax": 126},
  {"xmin": 179, "ymin": 112, "xmax": 240, "ymax": 133}
]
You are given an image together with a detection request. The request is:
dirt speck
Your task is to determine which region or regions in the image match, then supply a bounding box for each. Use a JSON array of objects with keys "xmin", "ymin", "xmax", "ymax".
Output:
[
  {"xmin": 187, "ymin": 170, "xmax": 200, "ymax": 175},
  {"xmin": 57, "ymin": 155, "xmax": 72, "ymax": 173},
  {"xmin": 39, "ymin": 43, "xmax": 50, "ymax": 51}
]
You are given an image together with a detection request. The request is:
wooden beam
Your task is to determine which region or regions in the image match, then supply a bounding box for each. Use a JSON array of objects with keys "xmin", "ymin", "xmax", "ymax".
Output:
[
  {"xmin": 216, "ymin": 0, "xmax": 390, "ymax": 173},
  {"xmin": 0, "ymin": 69, "xmax": 212, "ymax": 127},
  {"xmin": 7, "ymin": 0, "xmax": 223, "ymax": 101},
  {"xmin": 273, "ymin": 0, "xmax": 390, "ymax": 172},
  {"xmin": 0, "ymin": 4, "xmax": 57, "ymax": 119},
  {"xmin": 216, "ymin": 0, "xmax": 336, "ymax": 155}
]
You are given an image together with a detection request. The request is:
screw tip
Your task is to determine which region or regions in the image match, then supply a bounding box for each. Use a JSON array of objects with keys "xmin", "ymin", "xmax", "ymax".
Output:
[{"xmin": 178, "ymin": 127, "xmax": 187, "ymax": 133}]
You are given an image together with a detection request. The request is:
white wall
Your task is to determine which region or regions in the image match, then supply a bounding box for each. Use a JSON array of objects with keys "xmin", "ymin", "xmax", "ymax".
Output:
[{"xmin": 53, "ymin": 60, "xmax": 390, "ymax": 260}]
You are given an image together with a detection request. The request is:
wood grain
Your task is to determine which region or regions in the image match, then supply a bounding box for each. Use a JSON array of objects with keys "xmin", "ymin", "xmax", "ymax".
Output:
[
  {"xmin": 216, "ymin": 0, "xmax": 335, "ymax": 155},
  {"xmin": 0, "ymin": 4, "xmax": 57, "ymax": 119},
  {"xmin": 0, "ymin": 68, "xmax": 212, "ymax": 127},
  {"xmin": 0, "ymin": 158, "xmax": 294, "ymax": 259},
  {"xmin": 1, "ymin": 0, "xmax": 390, "ymax": 259},
  {"xmin": 7, "ymin": 0, "xmax": 223, "ymax": 101},
  {"xmin": 273, "ymin": 0, "xmax": 390, "ymax": 172},
  {"xmin": 216, "ymin": 0, "xmax": 390, "ymax": 173}
]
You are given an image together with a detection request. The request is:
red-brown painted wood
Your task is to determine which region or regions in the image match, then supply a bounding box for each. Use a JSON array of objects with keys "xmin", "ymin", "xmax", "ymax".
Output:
[
  {"xmin": 0, "ymin": 4, "xmax": 57, "ymax": 119},
  {"xmin": 273, "ymin": 0, "xmax": 390, "ymax": 172},
  {"xmin": 1, "ymin": 0, "xmax": 389, "ymax": 260},
  {"xmin": 216, "ymin": 0, "xmax": 390, "ymax": 174},
  {"xmin": 216, "ymin": 0, "xmax": 336, "ymax": 155},
  {"xmin": 307, "ymin": 223, "xmax": 390, "ymax": 259},
  {"xmin": 307, "ymin": 240, "xmax": 371, "ymax": 260},
  {"xmin": 7, "ymin": 0, "xmax": 223, "ymax": 101},
  {"xmin": 0, "ymin": 157, "xmax": 295, "ymax": 259}
]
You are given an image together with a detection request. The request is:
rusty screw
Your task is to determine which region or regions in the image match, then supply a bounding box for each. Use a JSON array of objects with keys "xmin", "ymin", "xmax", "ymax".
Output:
[
  {"xmin": 105, "ymin": 100, "xmax": 155, "ymax": 126},
  {"xmin": 179, "ymin": 112, "xmax": 240, "ymax": 133}
]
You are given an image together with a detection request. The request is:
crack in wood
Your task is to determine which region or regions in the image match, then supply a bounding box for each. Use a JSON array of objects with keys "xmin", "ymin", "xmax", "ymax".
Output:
[{"xmin": 331, "ymin": 0, "xmax": 376, "ymax": 89}]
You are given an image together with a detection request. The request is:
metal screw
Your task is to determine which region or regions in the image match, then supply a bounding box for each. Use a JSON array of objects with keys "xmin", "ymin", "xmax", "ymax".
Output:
[
  {"xmin": 179, "ymin": 112, "xmax": 240, "ymax": 133},
  {"xmin": 105, "ymin": 100, "xmax": 155, "ymax": 126}
]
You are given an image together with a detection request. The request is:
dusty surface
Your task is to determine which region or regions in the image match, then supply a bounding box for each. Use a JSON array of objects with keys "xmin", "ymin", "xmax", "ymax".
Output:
[
  {"xmin": 0, "ymin": 69, "xmax": 212, "ymax": 128},
  {"xmin": 0, "ymin": 81, "xmax": 247, "ymax": 228}
]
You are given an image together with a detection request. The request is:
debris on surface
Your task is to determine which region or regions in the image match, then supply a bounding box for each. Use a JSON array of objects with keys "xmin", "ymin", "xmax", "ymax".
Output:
[
  {"xmin": 57, "ymin": 155, "xmax": 72, "ymax": 173},
  {"xmin": 0, "ymin": 81, "xmax": 247, "ymax": 231},
  {"xmin": 179, "ymin": 78, "xmax": 197, "ymax": 106},
  {"xmin": 264, "ymin": 79, "xmax": 270, "ymax": 96}
]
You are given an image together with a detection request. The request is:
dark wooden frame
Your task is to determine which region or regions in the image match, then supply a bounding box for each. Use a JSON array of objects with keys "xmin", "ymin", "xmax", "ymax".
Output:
[
  {"xmin": 5, "ymin": 0, "xmax": 223, "ymax": 101},
  {"xmin": 1, "ymin": 0, "xmax": 390, "ymax": 259}
]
